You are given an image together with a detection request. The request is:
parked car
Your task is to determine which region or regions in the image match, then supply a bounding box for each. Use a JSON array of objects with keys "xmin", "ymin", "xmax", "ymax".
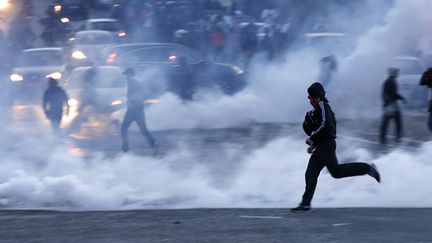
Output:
[
  {"xmin": 53, "ymin": 0, "xmax": 91, "ymax": 21},
  {"xmin": 393, "ymin": 56, "xmax": 428, "ymax": 109},
  {"xmin": 68, "ymin": 43, "xmax": 246, "ymax": 101},
  {"xmin": 9, "ymin": 48, "xmax": 68, "ymax": 101},
  {"xmin": 92, "ymin": 0, "xmax": 125, "ymax": 9},
  {"xmin": 80, "ymin": 18, "xmax": 127, "ymax": 40},
  {"xmin": 99, "ymin": 43, "xmax": 247, "ymax": 98},
  {"xmin": 69, "ymin": 30, "xmax": 118, "ymax": 66},
  {"xmin": 64, "ymin": 65, "xmax": 127, "ymax": 112}
]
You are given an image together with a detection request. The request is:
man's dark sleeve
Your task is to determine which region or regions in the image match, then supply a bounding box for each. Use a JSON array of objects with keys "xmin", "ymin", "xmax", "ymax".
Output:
[
  {"xmin": 303, "ymin": 111, "xmax": 314, "ymax": 136},
  {"xmin": 309, "ymin": 102, "xmax": 332, "ymax": 143}
]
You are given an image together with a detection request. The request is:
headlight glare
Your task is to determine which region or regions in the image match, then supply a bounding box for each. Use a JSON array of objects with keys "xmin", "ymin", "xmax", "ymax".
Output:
[
  {"xmin": 10, "ymin": 74, "xmax": 23, "ymax": 82},
  {"xmin": 72, "ymin": 50, "xmax": 87, "ymax": 60},
  {"xmin": 46, "ymin": 72, "xmax": 62, "ymax": 80}
]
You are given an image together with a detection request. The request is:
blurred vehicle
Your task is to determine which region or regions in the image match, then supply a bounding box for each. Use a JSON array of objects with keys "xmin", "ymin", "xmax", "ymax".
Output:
[
  {"xmin": 393, "ymin": 56, "xmax": 428, "ymax": 109},
  {"xmin": 68, "ymin": 43, "xmax": 246, "ymax": 100},
  {"xmin": 64, "ymin": 66, "xmax": 127, "ymax": 113},
  {"xmin": 9, "ymin": 48, "xmax": 68, "ymax": 101},
  {"xmin": 80, "ymin": 18, "xmax": 127, "ymax": 40},
  {"xmin": 99, "ymin": 43, "xmax": 246, "ymax": 98},
  {"xmin": 53, "ymin": 0, "xmax": 91, "ymax": 21},
  {"xmin": 69, "ymin": 30, "xmax": 117, "ymax": 66},
  {"xmin": 92, "ymin": 0, "xmax": 125, "ymax": 9},
  {"xmin": 304, "ymin": 32, "xmax": 347, "ymax": 56}
]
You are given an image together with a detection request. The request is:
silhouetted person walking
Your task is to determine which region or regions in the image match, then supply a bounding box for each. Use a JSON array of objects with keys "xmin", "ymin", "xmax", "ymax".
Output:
[
  {"xmin": 380, "ymin": 68, "xmax": 406, "ymax": 144},
  {"xmin": 419, "ymin": 67, "xmax": 432, "ymax": 132},
  {"xmin": 120, "ymin": 68, "xmax": 157, "ymax": 153},
  {"xmin": 291, "ymin": 82, "xmax": 380, "ymax": 212},
  {"xmin": 42, "ymin": 78, "xmax": 69, "ymax": 135}
]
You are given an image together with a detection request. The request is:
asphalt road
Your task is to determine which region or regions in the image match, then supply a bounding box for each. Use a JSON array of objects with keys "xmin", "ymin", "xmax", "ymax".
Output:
[{"xmin": 0, "ymin": 208, "xmax": 430, "ymax": 242}]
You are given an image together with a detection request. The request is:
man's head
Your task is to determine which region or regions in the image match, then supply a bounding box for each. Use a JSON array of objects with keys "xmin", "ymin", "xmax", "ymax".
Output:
[
  {"xmin": 48, "ymin": 77, "xmax": 58, "ymax": 88},
  {"xmin": 307, "ymin": 82, "xmax": 325, "ymax": 108},
  {"xmin": 388, "ymin": 67, "xmax": 399, "ymax": 78},
  {"xmin": 122, "ymin": 67, "xmax": 135, "ymax": 77}
]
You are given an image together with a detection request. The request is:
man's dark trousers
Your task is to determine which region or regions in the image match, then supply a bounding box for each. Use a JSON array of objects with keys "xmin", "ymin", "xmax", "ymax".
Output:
[
  {"xmin": 121, "ymin": 107, "xmax": 155, "ymax": 148},
  {"xmin": 380, "ymin": 110, "xmax": 402, "ymax": 144},
  {"xmin": 301, "ymin": 139, "xmax": 370, "ymax": 206}
]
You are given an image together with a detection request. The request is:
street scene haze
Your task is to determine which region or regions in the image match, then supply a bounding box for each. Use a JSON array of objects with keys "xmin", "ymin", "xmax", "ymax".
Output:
[{"xmin": 0, "ymin": 0, "xmax": 431, "ymax": 242}]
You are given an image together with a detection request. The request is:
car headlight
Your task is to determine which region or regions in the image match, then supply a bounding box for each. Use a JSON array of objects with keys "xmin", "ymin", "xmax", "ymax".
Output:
[
  {"xmin": 60, "ymin": 17, "xmax": 70, "ymax": 23},
  {"xmin": 10, "ymin": 74, "xmax": 23, "ymax": 82},
  {"xmin": 72, "ymin": 50, "xmax": 87, "ymax": 60},
  {"xmin": 68, "ymin": 98, "xmax": 79, "ymax": 106},
  {"xmin": 111, "ymin": 99, "xmax": 123, "ymax": 106},
  {"xmin": 0, "ymin": 0, "xmax": 11, "ymax": 11},
  {"xmin": 144, "ymin": 99, "xmax": 160, "ymax": 104},
  {"xmin": 232, "ymin": 66, "xmax": 244, "ymax": 75},
  {"xmin": 46, "ymin": 72, "xmax": 62, "ymax": 80},
  {"xmin": 54, "ymin": 4, "xmax": 62, "ymax": 13},
  {"xmin": 118, "ymin": 31, "xmax": 127, "ymax": 38}
]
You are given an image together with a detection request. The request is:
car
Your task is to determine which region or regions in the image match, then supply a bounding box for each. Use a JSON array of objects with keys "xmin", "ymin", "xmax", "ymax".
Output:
[
  {"xmin": 393, "ymin": 56, "xmax": 428, "ymax": 109},
  {"xmin": 64, "ymin": 65, "xmax": 127, "ymax": 113},
  {"xmin": 304, "ymin": 32, "xmax": 347, "ymax": 56},
  {"xmin": 9, "ymin": 48, "xmax": 68, "ymax": 101},
  {"xmin": 80, "ymin": 18, "xmax": 127, "ymax": 40},
  {"xmin": 53, "ymin": 0, "xmax": 91, "ymax": 21},
  {"xmin": 68, "ymin": 43, "xmax": 246, "ymax": 101},
  {"xmin": 92, "ymin": 0, "xmax": 125, "ymax": 9},
  {"xmin": 99, "ymin": 43, "xmax": 246, "ymax": 98},
  {"xmin": 69, "ymin": 30, "xmax": 118, "ymax": 66}
]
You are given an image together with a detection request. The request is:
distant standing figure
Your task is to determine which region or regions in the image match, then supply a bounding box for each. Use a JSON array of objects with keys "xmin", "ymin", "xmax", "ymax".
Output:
[
  {"xmin": 121, "ymin": 68, "xmax": 157, "ymax": 153},
  {"xmin": 318, "ymin": 55, "xmax": 337, "ymax": 86},
  {"xmin": 291, "ymin": 82, "xmax": 380, "ymax": 212},
  {"xmin": 380, "ymin": 68, "xmax": 406, "ymax": 144},
  {"xmin": 42, "ymin": 78, "xmax": 69, "ymax": 134},
  {"xmin": 419, "ymin": 67, "xmax": 432, "ymax": 132}
]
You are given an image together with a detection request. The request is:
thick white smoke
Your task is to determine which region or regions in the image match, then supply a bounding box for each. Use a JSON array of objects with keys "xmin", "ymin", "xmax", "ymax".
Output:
[{"xmin": 1, "ymin": 0, "xmax": 432, "ymax": 210}]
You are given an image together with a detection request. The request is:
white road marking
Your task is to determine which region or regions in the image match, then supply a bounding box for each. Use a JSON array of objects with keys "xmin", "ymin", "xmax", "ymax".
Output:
[
  {"xmin": 238, "ymin": 215, "xmax": 283, "ymax": 219},
  {"xmin": 332, "ymin": 223, "xmax": 352, "ymax": 227}
]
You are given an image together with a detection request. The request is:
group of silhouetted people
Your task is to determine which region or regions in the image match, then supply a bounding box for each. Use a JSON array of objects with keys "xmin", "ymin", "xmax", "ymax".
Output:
[{"xmin": 42, "ymin": 67, "xmax": 158, "ymax": 155}]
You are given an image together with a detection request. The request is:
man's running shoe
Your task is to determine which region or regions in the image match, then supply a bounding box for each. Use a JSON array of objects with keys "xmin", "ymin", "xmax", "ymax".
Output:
[
  {"xmin": 290, "ymin": 205, "xmax": 311, "ymax": 213},
  {"xmin": 368, "ymin": 163, "xmax": 381, "ymax": 183}
]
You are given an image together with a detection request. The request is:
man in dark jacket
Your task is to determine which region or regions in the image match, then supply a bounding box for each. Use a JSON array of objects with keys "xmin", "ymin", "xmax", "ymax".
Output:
[
  {"xmin": 121, "ymin": 68, "xmax": 157, "ymax": 153},
  {"xmin": 42, "ymin": 77, "xmax": 69, "ymax": 134},
  {"xmin": 291, "ymin": 82, "xmax": 381, "ymax": 212},
  {"xmin": 380, "ymin": 68, "xmax": 406, "ymax": 144}
]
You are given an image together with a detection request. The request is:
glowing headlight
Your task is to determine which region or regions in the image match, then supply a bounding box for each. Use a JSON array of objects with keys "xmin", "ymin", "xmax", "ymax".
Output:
[
  {"xmin": 144, "ymin": 99, "xmax": 160, "ymax": 104},
  {"xmin": 118, "ymin": 31, "xmax": 127, "ymax": 38},
  {"xmin": 68, "ymin": 99, "xmax": 79, "ymax": 106},
  {"xmin": 0, "ymin": 0, "xmax": 11, "ymax": 11},
  {"xmin": 46, "ymin": 72, "xmax": 62, "ymax": 80},
  {"xmin": 111, "ymin": 99, "xmax": 123, "ymax": 106},
  {"xmin": 60, "ymin": 17, "xmax": 70, "ymax": 23},
  {"xmin": 72, "ymin": 50, "xmax": 87, "ymax": 60},
  {"xmin": 54, "ymin": 5, "xmax": 62, "ymax": 13},
  {"xmin": 232, "ymin": 66, "xmax": 244, "ymax": 75},
  {"xmin": 10, "ymin": 74, "xmax": 23, "ymax": 82}
]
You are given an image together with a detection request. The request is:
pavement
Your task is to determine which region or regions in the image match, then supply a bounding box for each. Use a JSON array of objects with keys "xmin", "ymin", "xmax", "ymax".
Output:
[{"xmin": 0, "ymin": 208, "xmax": 431, "ymax": 242}]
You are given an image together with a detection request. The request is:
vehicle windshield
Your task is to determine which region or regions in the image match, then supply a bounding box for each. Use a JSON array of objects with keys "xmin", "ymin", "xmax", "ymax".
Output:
[
  {"xmin": 75, "ymin": 32, "xmax": 115, "ymax": 45},
  {"xmin": 17, "ymin": 50, "xmax": 64, "ymax": 67},
  {"xmin": 89, "ymin": 21, "xmax": 121, "ymax": 32},
  {"xmin": 122, "ymin": 46, "xmax": 201, "ymax": 64},
  {"xmin": 61, "ymin": 0, "xmax": 87, "ymax": 3}
]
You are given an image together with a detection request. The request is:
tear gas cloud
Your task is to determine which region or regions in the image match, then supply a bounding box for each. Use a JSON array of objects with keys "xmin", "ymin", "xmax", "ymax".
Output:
[{"xmin": 1, "ymin": 0, "xmax": 432, "ymax": 210}]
